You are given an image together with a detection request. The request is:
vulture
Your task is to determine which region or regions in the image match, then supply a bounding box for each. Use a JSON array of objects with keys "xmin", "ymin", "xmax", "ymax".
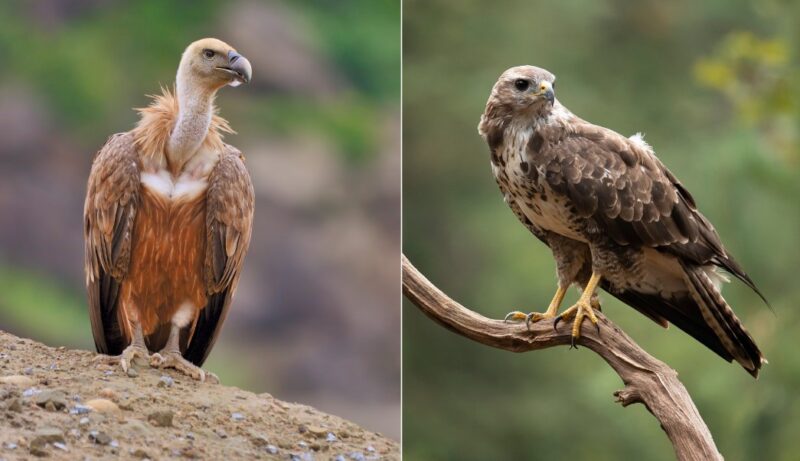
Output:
[{"xmin": 84, "ymin": 38, "xmax": 255, "ymax": 381}]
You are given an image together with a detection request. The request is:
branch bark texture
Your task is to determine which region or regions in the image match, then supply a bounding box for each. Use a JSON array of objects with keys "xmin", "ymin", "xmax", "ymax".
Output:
[{"xmin": 402, "ymin": 254, "xmax": 722, "ymax": 461}]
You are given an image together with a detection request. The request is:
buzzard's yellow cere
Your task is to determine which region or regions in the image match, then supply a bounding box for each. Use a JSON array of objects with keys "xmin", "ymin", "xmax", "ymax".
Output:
[
  {"xmin": 480, "ymin": 65, "xmax": 765, "ymax": 377},
  {"xmin": 84, "ymin": 38, "xmax": 255, "ymax": 381}
]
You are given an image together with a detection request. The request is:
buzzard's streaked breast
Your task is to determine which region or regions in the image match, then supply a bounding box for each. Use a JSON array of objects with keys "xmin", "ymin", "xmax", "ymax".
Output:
[{"xmin": 494, "ymin": 116, "xmax": 589, "ymax": 243}]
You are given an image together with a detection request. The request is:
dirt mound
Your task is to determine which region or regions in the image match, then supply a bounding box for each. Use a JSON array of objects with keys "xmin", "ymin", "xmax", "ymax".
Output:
[{"xmin": 0, "ymin": 331, "xmax": 398, "ymax": 460}]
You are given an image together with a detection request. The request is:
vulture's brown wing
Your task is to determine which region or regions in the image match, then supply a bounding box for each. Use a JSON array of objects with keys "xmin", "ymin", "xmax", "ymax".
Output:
[
  {"xmin": 184, "ymin": 146, "xmax": 254, "ymax": 366},
  {"xmin": 84, "ymin": 132, "xmax": 141, "ymax": 355}
]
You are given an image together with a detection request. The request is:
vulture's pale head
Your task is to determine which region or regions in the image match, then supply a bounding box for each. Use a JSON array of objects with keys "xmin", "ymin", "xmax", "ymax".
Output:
[
  {"xmin": 177, "ymin": 38, "xmax": 252, "ymax": 92},
  {"xmin": 487, "ymin": 65, "xmax": 556, "ymax": 119}
]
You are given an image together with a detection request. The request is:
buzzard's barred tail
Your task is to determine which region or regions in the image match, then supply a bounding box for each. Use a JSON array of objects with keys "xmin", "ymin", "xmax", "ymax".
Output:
[{"xmin": 683, "ymin": 264, "xmax": 764, "ymax": 378}]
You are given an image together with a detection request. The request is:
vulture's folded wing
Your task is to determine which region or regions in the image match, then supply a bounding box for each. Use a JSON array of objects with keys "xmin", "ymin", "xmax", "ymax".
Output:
[
  {"xmin": 84, "ymin": 132, "xmax": 141, "ymax": 354},
  {"xmin": 184, "ymin": 146, "xmax": 254, "ymax": 366}
]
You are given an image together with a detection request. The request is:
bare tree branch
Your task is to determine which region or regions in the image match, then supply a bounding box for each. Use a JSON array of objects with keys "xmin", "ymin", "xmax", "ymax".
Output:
[{"xmin": 402, "ymin": 254, "xmax": 722, "ymax": 461}]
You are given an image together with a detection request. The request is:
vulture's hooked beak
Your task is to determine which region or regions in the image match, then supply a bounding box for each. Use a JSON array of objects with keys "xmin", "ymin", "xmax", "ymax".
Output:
[
  {"xmin": 217, "ymin": 50, "xmax": 252, "ymax": 87},
  {"xmin": 537, "ymin": 81, "xmax": 555, "ymax": 105}
]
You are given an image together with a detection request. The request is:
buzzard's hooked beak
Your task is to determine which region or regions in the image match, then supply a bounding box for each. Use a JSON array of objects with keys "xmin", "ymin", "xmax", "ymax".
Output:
[
  {"xmin": 537, "ymin": 81, "xmax": 555, "ymax": 105},
  {"xmin": 217, "ymin": 50, "xmax": 252, "ymax": 87}
]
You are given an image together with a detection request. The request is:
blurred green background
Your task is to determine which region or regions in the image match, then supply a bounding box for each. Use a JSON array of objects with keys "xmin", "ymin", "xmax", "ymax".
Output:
[
  {"xmin": 0, "ymin": 0, "xmax": 400, "ymax": 437},
  {"xmin": 403, "ymin": 0, "xmax": 799, "ymax": 459}
]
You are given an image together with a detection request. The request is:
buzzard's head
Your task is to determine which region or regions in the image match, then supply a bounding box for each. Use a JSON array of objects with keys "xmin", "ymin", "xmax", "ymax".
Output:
[
  {"xmin": 178, "ymin": 38, "xmax": 252, "ymax": 92},
  {"xmin": 486, "ymin": 66, "xmax": 556, "ymax": 120}
]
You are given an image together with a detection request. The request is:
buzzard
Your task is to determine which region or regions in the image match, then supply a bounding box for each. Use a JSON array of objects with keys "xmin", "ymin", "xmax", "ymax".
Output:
[
  {"xmin": 85, "ymin": 38, "xmax": 254, "ymax": 381},
  {"xmin": 479, "ymin": 65, "xmax": 766, "ymax": 377}
]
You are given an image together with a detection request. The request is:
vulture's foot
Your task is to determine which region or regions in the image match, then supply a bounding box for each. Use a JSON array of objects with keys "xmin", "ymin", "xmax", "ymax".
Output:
[
  {"xmin": 554, "ymin": 299, "xmax": 599, "ymax": 347},
  {"xmin": 149, "ymin": 352, "xmax": 219, "ymax": 384},
  {"xmin": 92, "ymin": 344, "xmax": 150, "ymax": 374}
]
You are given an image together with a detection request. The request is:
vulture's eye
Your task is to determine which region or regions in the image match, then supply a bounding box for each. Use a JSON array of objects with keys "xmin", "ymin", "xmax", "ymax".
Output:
[
  {"xmin": 203, "ymin": 49, "xmax": 215, "ymax": 59},
  {"xmin": 514, "ymin": 79, "xmax": 530, "ymax": 91}
]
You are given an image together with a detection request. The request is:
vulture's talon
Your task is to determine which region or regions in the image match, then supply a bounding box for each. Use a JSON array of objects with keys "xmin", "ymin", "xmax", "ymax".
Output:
[
  {"xmin": 206, "ymin": 372, "xmax": 220, "ymax": 385},
  {"xmin": 93, "ymin": 344, "xmax": 149, "ymax": 374},
  {"xmin": 151, "ymin": 351, "xmax": 208, "ymax": 382}
]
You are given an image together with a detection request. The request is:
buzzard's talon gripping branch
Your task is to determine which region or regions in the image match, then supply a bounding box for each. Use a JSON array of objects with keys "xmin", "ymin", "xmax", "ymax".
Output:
[
  {"xmin": 555, "ymin": 300, "xmax": 600, "ymax": 347},
  {"xmin": 504, "ymin": 285, "xmax": 567, "ymax": 330},
  {"xmin": 554, "ymin": 273, "xmax": 602, "ymax": 344},
  {"xmin": 503, "ymin": 311, "xmax": 529, "ymax": 323}
]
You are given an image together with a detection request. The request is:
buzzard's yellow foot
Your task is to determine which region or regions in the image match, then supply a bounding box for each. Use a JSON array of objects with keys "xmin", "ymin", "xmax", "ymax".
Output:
[
  {"xmin": 150, "ymin": 352, "xmax": 218, "ymax": 384},
  {"xmin": 503, "ymin": 286, "xmax": 567, "ymax": 330},
  {"xmin": 554, "ymin": 299, "xmax": 599, "ymax": 347},
  {"xmin": 504, "ymin": 311, "xmax": 557, "ymax": 330},
  {"xmin": 92, "ymin": 344, "xmax": 150, "ymax": 374},
  {"xmin": 554, "ymin": 273, "xmax": 603, "ymax": 347}
]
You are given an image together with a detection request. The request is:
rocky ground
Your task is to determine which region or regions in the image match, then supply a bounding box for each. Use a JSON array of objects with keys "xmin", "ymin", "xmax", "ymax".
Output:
[{"xmin": 0, "ymin": 331, "xmax": 399, "ymax": 460}]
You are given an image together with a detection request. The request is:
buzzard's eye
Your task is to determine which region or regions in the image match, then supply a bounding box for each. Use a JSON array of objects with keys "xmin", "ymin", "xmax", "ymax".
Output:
[
  {"xmin": 514, "ymin": 79, "xmax": 530, "ymax": 91},
  {"xmin": 203, "ymin": 49, "xmax": 215, "ymax": 59}
]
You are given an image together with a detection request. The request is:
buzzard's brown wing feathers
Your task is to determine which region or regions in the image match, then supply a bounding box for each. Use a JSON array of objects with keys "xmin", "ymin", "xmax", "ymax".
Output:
[
  {"xmin": 84, "ymin": 133, "xmax": 141, "ymax": 355},
  {"xmin": 539, "ymin": 123, "xmax": 763, "ymax": 297},
  {"xmin": 538, "ymin": 122, "xmax": 764, "ymax": 375},
  {"xmin": 183, "ymin": 146, "xmax": 254, "ymax": 366},
  {"xmin": 539, "ymin": 124, "xmax": 692, "ymax": 247}
]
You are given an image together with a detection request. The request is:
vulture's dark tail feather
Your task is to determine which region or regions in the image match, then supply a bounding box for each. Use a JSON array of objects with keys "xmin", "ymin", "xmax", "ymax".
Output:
[
  {"xmin": 94, "ymin": 271, "xmax": 127, "ymax": 355},
  {"xmin": 183, "ymin": 290, "xmax": 231, "ymax": 367}
]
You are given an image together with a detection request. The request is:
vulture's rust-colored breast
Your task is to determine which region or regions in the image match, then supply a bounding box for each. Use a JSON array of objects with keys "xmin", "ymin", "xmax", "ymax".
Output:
[{"xmin": 120, "ymin": 175, "xmax": 209, "ymax": 336}]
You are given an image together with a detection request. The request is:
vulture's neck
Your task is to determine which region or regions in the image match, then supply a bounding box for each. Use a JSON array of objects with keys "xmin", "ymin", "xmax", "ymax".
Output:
[{"xmin": 167, "ymin": 75, "xmax": 216, "ymax": 173}]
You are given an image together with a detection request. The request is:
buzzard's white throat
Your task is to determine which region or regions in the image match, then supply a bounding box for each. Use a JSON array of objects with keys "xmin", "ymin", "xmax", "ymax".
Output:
[{"xmin": 497, "ymin": 102, "xmax": 586, "ymax": 241}]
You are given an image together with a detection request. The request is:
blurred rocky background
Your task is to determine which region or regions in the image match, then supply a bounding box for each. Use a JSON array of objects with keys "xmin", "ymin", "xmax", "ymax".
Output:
[
  {"xmin": 404, "ymin": 0, "xmax": 799, "ymax": 459},
  {"xmin": 0, "ymin": 0, "xmax": 400, "ymax": 438}
]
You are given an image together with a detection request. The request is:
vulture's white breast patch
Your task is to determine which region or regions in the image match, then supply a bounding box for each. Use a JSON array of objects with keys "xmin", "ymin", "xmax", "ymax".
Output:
[{"xmin": 141, "ymin": 170, "xmax": 208, "ymax": 201}]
